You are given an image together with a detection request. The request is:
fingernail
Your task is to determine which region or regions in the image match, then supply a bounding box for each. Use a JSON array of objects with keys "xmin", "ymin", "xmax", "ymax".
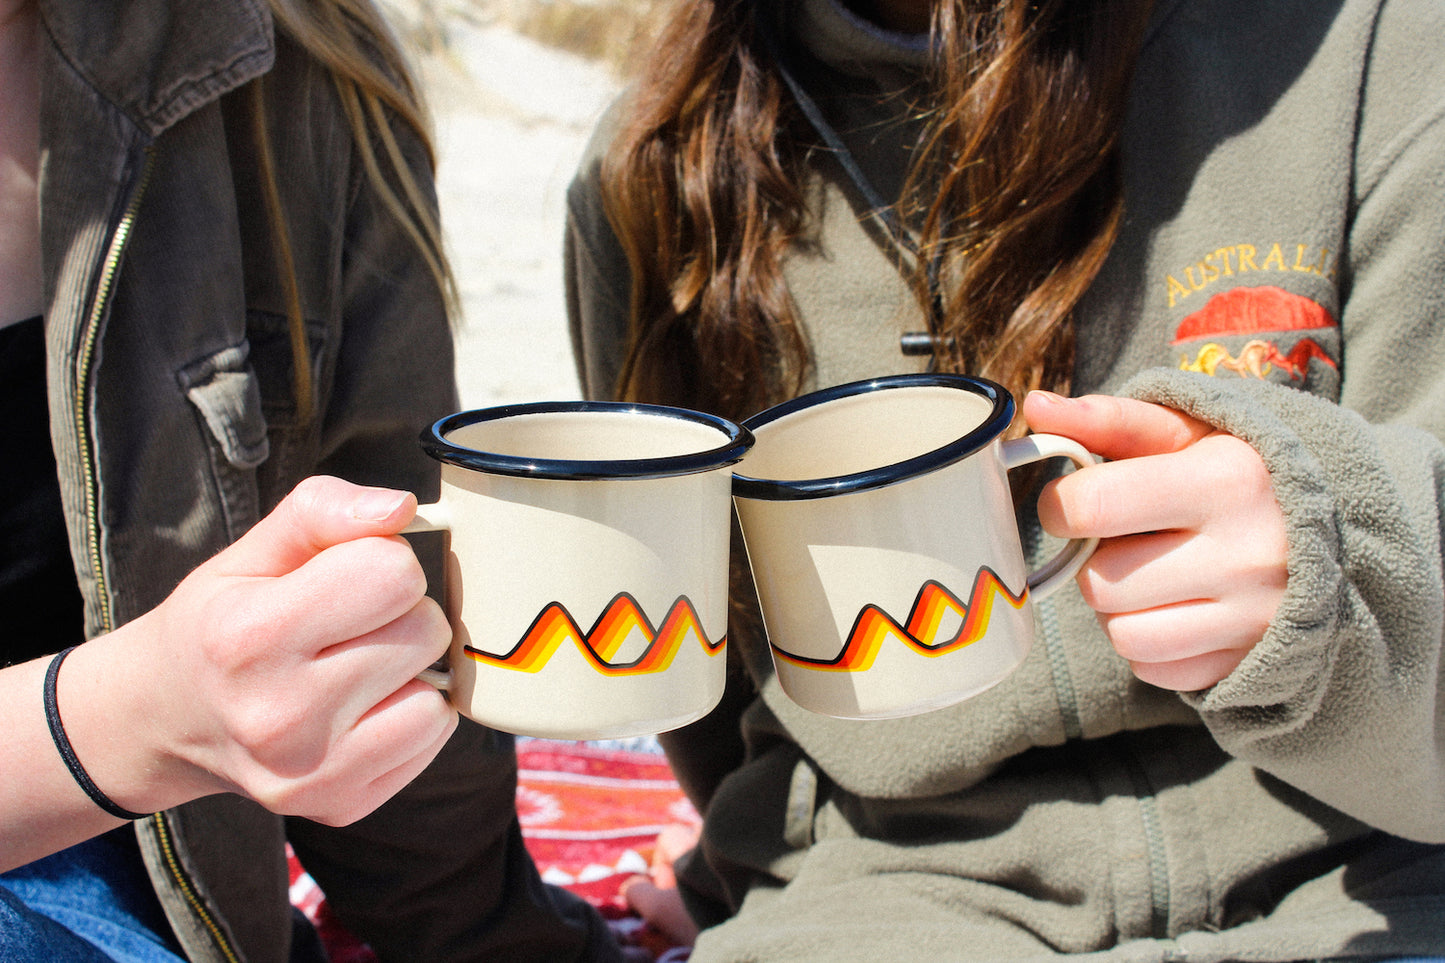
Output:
[
  {"xmin": 353, "ymin": 488, "xmax": 408, "ymax": 521},
  {"xmin": 1030, "ymin": 389, "xmax": 1065, "ymax": 406}
]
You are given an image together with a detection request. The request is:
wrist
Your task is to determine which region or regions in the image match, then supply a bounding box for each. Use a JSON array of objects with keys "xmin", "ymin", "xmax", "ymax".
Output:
[
  {"xmin": 44, "ymin": 647, "xmax": 151, "ymax": 819},
  {"xmin": 56, "ymin": 622, "xmax": 225, "ymax": 817}
]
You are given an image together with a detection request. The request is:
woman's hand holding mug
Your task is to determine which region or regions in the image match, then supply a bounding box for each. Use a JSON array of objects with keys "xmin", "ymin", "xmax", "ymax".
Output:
[
  {"xmin": 1025, "ymin": 391, "xmax": 1289, "ymax": 692},
  {"xmin": 61, "ymin": 476, "xmax": 457, "ymax": 828}
]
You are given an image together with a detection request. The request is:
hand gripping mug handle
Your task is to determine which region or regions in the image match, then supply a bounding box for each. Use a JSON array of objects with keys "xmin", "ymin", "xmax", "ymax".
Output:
[
  {"xmin": 1000, "ymin": 434, "xmax": 1100, "ymax": 602},
  {"xmin": 403, "ymin": 502, "xmax": 454, "ymax": 691}
]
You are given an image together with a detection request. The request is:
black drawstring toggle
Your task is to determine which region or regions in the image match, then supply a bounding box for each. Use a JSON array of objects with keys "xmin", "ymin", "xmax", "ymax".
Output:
[{"xmin": 900, "ymin": 332, "xmax": 955, "ymax": 356}]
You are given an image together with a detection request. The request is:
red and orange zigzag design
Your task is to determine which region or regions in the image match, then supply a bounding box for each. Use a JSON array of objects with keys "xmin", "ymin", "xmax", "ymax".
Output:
[
  {"xmin": 464, "ymin": 593, "xmax": 725, "ymax": 676},
  {"xmin": 771, "ymin": 567, "xmax": 1028, "ymax": 673}
]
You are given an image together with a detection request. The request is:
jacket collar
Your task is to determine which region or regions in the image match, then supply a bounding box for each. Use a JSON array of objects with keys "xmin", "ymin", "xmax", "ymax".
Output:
[
  {"xmin": 38, "ymin": 0, "xmax": 274, "ymax": 137},
  {"xmin": 792, "ymin": 0, "xmax": 932, "ymax": 87}
]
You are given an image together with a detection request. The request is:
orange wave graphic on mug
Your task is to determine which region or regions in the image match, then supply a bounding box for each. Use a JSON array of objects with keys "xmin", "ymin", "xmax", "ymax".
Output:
[
  {"xmin": 465, "ymin": 593, "xmax": 725, "ymax": 676},
  {"xmin": 772, "ymin": 567, "xmax": 1027, "ymax": 672}
]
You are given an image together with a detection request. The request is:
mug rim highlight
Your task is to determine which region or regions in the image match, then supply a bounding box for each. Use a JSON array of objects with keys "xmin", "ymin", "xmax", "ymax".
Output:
[
  {"xmin": 421, "ymin": 401, "xmax": 755, "ymax": 481},
  {"xmin": 732, "ymin": 374, "xmax": 1015, "ymax": 501}
]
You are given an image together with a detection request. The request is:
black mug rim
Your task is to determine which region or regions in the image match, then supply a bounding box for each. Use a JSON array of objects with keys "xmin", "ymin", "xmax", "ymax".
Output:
[
  {"xmin": 732, "ymin": 373, "xmax": 1015, "ymax": 501},
  {"xmin": 421, "ymin": 401, "xmax": 755, "ymax": 481}
]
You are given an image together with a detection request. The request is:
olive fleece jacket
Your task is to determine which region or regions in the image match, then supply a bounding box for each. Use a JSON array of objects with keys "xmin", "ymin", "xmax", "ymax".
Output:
[{"xmin": 565, "ymin": 0, "xmax": 1445, "ymax": 959}]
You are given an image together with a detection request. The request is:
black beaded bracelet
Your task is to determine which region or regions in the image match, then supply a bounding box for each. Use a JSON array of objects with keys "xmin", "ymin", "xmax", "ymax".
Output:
[{"xmin": 44, "ymin": 646, "xmax": 151, "ymax": 821}]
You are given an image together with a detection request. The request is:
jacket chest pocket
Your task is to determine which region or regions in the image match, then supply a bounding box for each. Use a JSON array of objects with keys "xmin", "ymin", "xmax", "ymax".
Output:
[{"xmin": 180, "ymin": 341, "xmax": 270, "ymax": 542}]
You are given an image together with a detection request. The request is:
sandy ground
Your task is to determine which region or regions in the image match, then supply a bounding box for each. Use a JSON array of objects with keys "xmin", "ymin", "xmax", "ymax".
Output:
[{"xmin": 408, "ymin": 11, "xmax": 623, "ymax": 408}]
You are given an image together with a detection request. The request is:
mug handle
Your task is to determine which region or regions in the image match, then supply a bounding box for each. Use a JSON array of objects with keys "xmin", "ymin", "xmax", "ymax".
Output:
[
  {"xmin": 1000, "ymin": 434, "xmax": 1100, "ymax": 602},
  {"xmin": 403, "ymin": 502, "xmax": 453, "ymax": 690}
]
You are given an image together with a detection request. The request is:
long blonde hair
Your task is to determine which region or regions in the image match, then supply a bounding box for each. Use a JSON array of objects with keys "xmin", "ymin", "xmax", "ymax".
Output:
[
  {"xmin": 602, "ymin": 0, "xmax": 1152, "ymax": 422},
  {"xmin": 250, "ymin": 0, "xmax": 455, "ymax": 421}
]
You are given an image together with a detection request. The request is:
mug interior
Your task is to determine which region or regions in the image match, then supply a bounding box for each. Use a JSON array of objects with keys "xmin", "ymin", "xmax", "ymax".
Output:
[
  {"xmin": 425, "ymin": 403, "xmax": 752, "ymax": 480},
  {"xmin": 446, "ymin": 410, "xmax": 718, "ymax": 461},
  {"xmin": 741, "ymin": 380, "xmax": 1002, "ymax": 484}
]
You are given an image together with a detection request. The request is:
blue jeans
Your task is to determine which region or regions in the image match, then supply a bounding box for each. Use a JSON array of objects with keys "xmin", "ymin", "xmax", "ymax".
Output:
[
  {"xmin": 3, "ymin": 832, "xmax": 1438, "ymax": 963},
  {"xmin": 0, "ymin": 828, "xmax": 185, "ymax": 963}
]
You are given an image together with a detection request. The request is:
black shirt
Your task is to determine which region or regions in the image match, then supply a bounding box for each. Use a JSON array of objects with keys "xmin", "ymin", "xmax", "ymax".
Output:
[{"xmin": 1, "ymin": 316, "xmax": 86, "ymax": 666}]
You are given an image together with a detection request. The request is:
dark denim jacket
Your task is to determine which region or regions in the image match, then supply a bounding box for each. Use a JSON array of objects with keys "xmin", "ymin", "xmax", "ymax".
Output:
[{"xmin": 34, "ymin": 1, "xmax": 613, "ymax": 959}]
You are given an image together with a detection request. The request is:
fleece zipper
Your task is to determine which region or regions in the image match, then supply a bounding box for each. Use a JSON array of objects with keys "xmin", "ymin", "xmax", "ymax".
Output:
[{"xmin": 1030, "ymin": 520, "xmax": 1172, "ymax": 940}]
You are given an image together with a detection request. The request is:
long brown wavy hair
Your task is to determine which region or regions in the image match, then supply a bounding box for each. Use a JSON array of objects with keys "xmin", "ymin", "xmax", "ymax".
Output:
[
  {"xmin": 600, "ymin": 0, "xmax": 1152, "ymax": 425},
  {"xmin": 252, "ymin": 0, "xmax": 455, "ymax": 422}
]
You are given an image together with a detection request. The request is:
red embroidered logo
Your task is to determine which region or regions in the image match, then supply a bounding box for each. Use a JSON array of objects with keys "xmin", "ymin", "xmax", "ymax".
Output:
[{"xmin": 1172, "ymin": 285, "xmax": 1338, "ymax": 381}]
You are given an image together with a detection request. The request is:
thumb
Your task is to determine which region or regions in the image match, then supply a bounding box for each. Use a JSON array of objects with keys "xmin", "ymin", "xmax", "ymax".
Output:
[{"xmin": 212, "ymin": 475, "xmax": 418, "ymax": 578}]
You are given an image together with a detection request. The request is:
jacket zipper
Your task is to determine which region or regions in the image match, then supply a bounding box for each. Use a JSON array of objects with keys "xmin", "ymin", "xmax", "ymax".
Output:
[
  {"xmin": 150, "ymin": 812, "xmax": 242, "ymax": 963},
  {"xmin": 75, "ymin": 144, "xmax": 243, "ymax": 963},
  {"xmin": 74, "ymin": 147, "xmax": 155, "ymax": 637}
]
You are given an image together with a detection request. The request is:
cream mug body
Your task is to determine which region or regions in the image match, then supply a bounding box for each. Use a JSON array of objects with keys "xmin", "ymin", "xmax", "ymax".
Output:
[
  {"xmin": 410, "ymin": 403, "xmax": 751, "ymax": 740},
  {"xmin": 733, "ymin": 375, "xmax": 1097, "ymax": 720}
]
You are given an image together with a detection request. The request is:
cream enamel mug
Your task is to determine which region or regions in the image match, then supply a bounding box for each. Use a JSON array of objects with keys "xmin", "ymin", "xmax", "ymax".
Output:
[
  {"xmin": 407, "ymin": 402, "xmax": 752, "ymax": 740},
  {"xmin": 732, "ymin": 374, "xmax": 1098, "ymax": 720}
]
